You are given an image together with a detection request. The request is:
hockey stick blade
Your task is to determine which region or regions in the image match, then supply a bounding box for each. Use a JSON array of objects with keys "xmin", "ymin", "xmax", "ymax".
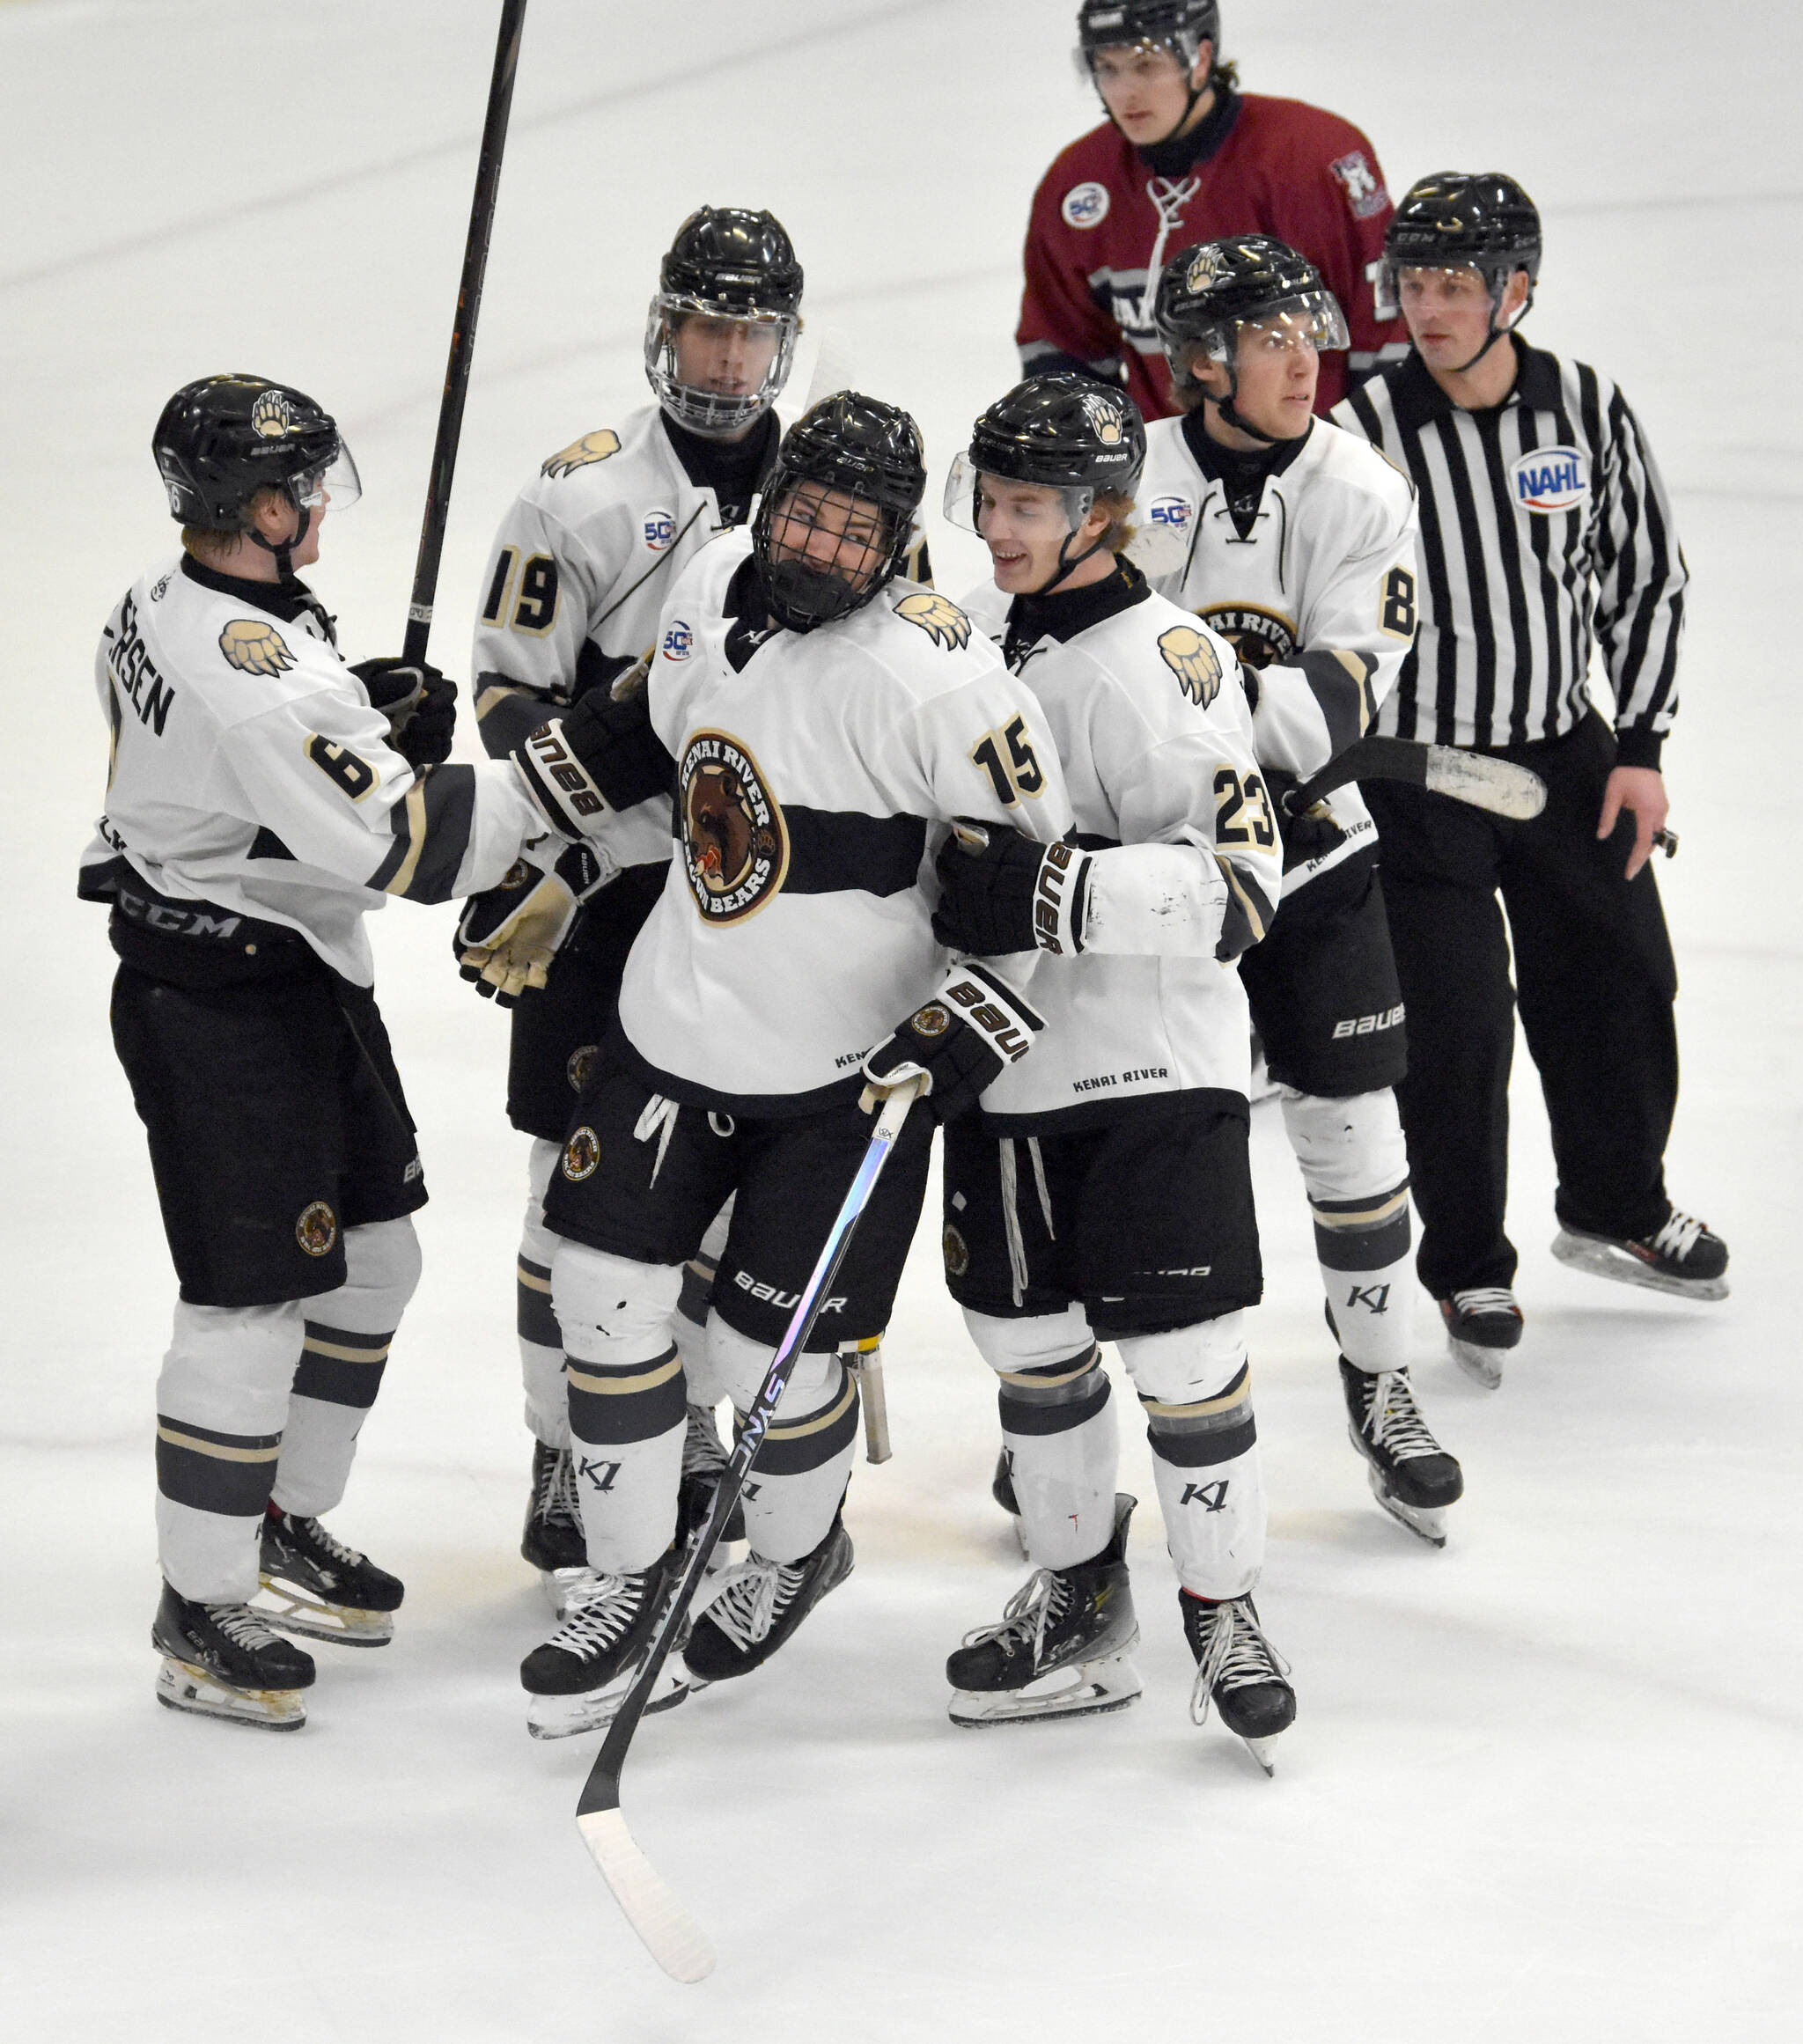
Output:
[
  {"xmin": 1289, "ymin": 736, "xmax": 1546, "ymax": 820},
  {"xmin": 577, "ymin": 1807, "xmax": 715, "ymax": 1982}
]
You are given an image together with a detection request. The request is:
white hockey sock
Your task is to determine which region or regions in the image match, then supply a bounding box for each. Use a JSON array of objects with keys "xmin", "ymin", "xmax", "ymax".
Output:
[
  {"xmin": 710, "ymin": 1315, "xmax": 858, "ymax": 1566},
  {"xmin": 156, "ymin": 1300, "xmax": 303, "ymax": 1604},
  {"xmin": 554, "ymin": 1242, "xmax": 686, "ymax": 1574},
  {"xmin": 1282, "ymin": 1087, "xmax": 1415, "ymax": 1372},
  {"xmin": 274, "ymin": 1217, "xmax": 422, "ymax": 1520},
  {"xmin": 517, "ymin": 1138, "xmax": 568, "ymax": 1448},
  {"xmin": 999, "ymin": 1349, "xmax": 1119, "ymax": 1570}
]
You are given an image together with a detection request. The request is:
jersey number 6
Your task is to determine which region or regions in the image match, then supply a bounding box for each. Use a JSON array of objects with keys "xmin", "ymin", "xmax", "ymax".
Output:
[{"xmin": 1214, "ymin": 767, "xmax": 1275, "ymax": 847}]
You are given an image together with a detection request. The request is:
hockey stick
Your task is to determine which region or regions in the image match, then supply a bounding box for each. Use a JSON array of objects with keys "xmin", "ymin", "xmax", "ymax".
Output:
[
  {"xmin": 1287, "ymin": 736, "xmax": 1547, "ymax": 820},
  {"xmin": 401, "ymin": 0, "xmax": 528, "ymax": 665},
  {"xmin": 575, "ymin": 1076, "xmax": 927, "ymax": 1982}
]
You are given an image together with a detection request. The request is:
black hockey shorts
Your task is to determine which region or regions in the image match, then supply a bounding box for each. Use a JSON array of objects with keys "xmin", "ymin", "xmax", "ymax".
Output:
[
  {"xmin": 541, "ymin": 1055, "xmax": 933, "ymax": 1351},
  {"xmin": 505, "ymin": 864, "xmax": 666, "ymax": 1141},
  {"xmin": 940, "ymin": 1099, "xmax": 1262, "ymax": 1339},
  {"xmin": 1238, "ymin": 854, "xmax": 1408, "ymax": 1097},
  {"xmin": 110, "ymin": 964, "xmax": 426, "ymax": 1308}
]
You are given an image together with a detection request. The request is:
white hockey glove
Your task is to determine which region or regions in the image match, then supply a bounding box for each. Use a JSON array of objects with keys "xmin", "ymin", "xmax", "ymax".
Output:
[
  {"xmin": 453, "ymin": 842, "xmax": 617, "ymax": 1005},
  {"xmin": 861, "ymin": 962, "xmax": 1044, "ymax": 1123}
]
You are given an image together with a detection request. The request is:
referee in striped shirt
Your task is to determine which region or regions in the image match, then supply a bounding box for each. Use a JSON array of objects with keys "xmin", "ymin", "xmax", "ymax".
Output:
[{"xmin": 1331, "ymin": 172, "xmax": 1728, "ymax": 1386}]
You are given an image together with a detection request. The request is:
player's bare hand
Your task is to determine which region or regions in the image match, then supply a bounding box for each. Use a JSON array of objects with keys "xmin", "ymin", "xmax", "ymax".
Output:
[{"xmin": 1597, "ymin": 766, "xmax": 1667, "ymax": 879}]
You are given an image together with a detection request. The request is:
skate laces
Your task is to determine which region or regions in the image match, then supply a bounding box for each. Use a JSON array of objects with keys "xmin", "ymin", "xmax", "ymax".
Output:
[
  {"xmin": 548, "ymin": 1571, "xmax": 642, "ymax": 1657},
  {"xmin": 548, "ymin": 1450, "xmax": 583, "ymax": 1530},
  {"xmin": 1361, "ymin": 1371, "xmax": 1443, "ymax": 1462},
  {"xmin": 1188, "ymin": 1599, "xmax": 1290, "ymax": 1727},
  {"xmin": 1449, "ymin": 1286, "xmax": 1520, "ymax": 1321},
  {"xmin": 681, "ymin": 1403, "xmax": 731, "ymax": 1480},
  {"xmin": 1648, "ymin": 1210, "xmax": 1706, "ymax": 1261},
  {"xmin": 960, "ymin": 1569, "xmax": 1074, "ymax": 1661},
  {"xmin": 287, "ymin": 1515, "xmax": 364, "ymax": 1570},
  {"xmin": 205, "ymin": 1601, "xmax": 286, "ymax": 1651},
  {"xmin": 702, "ymin": 1554, "xmax": 801, "ymax": 1650}
]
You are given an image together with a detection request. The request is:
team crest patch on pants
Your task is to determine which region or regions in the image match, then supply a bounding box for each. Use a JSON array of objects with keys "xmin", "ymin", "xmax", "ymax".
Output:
[
  {"xmin": 943, "ymin": 1225, "xmax": 970, "ymax": 1278},
  {"xmin": 563, "ymin": 1126, "xmax": 600, "ymax": 1181},
  {"xmin": 295, "ymin": 1201, "xmax": 337, "ymax": 1256},
  {"xmin": 566, "ymin": 1044, "xmax": 600, "ymax": 1094}
]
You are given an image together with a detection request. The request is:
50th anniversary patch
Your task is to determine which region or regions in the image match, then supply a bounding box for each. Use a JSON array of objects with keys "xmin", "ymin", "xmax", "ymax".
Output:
[{"xmin": 679, "ymin": 729, "xmax": 789, "ymax": 923}]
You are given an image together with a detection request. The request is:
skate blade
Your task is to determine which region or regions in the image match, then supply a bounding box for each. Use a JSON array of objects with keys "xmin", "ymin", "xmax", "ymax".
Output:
[
  {"xmin": 1550, "ymin": 1230, "xmax": 1729, "ymax": 1302},
  {"xmin": 949, "ymin": 1653, "xmax": 1143, "ymax": 1729},
  {"xmin": 526, "ymin": 1663, "xmax": 689, "ymax": 1741},
  {"xmin": 254, "ymin": 1576, "xmax": 394, "ymax": 1647},
  {"xmin": 1365, "ymin": 1462, "xmax": 1448, "ymax": 1548},
  {"xmin": 1446, "ymin": 1334, "xmax": 1504, "ymax": 1390},
  {"xmin": 1240, "ymin": 1735, "xmax": 1278, "ymax": 1777},
  {"xmin": 156, "ymin": 1656, "xmax": 306, "ymax": 1731}
]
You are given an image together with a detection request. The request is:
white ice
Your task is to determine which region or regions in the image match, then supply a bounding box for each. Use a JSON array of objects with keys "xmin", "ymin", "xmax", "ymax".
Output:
[{"xmin": 2, "ymin": 2, "xmax": 1799, "ymax": 2037}]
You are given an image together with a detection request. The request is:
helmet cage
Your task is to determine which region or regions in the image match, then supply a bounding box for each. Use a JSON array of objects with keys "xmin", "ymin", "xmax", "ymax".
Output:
[
  {"xmin": 644, "ymin": 291, "xmax": 799, "ymax": 439},
  {"xmin": 753, "ymin": 476, "xmax": 913, "ymax": 632}
]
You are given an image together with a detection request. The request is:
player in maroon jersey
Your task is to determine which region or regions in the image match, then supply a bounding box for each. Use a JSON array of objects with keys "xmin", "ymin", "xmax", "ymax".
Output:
[{"xmin": 1018, "ymin": 1, "xmax": 1408, "ymax": 422}]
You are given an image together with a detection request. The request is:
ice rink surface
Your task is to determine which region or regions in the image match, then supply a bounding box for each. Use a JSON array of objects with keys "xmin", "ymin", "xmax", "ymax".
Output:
[{"xmin": 3, "ymin": 0, "xmax": 1799, "ymax": 2035}]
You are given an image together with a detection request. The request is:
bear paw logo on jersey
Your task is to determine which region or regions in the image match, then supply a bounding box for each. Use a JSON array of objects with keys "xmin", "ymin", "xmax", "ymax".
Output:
[
  {"xmin": 1061, "ymin": 180, "xmax": 1110, "ymax": 229},
  {"xmin": 1159, "ymin": 624, "xmax": 1224, "ymax": 707},
  {"xmin": 1185, "ymin": 245, "xmax": 1225, "ymax": 293},
  {"xmin": 643, "ymin": 507, "xmax": 676, "ymax": 552},
  {"xmin": 562, "ymin": 1126, "xmax": 600, "ymax": 1181},
  {"xmin": 250, "ymin": 390, "xmax": 297, "ymax": 438},
  {"xmin": 1509, "ymin": 445, "xmax": 1589, "ymax": 515},
  {"xmin": 219, "ymin": 619, "xmax": 295, "ymax": 677},
  {"xmin": 661, "ymin": 620, "xmax": 695, "ymax": 661},
  {"xmin": 894, "ymin": 591, "xmax": 972, "ymax": 651},
  {"xmin": 541, "ymin": 429, "xmax": 622, "ymax": 479},
  {"xmin": 1200, "ymin": 603, "xmax": 1298, "ymax": 671},
  {"xmin": 679, "ymin": 731, "xmax": 789, "ymax": 924},
  {"xmin": 566, "ymin": 1044, "xmax": 600, "ymax": 1095},
  {"xmin": 295, "ymin": 1201, "xmax": 337, "ymax": 1257}
]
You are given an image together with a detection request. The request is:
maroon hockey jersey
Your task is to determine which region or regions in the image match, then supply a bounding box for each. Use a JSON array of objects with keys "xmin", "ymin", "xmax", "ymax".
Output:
[{"xmin": 1017, "ymin": 90, "xmax": 1408, "ymax": 423}]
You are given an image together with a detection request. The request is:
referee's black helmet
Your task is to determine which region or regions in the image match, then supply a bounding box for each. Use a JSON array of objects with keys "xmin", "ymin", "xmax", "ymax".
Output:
[{"xmin": 1383, "ymin": 173, "xmax": 1542, "ymax": 302}]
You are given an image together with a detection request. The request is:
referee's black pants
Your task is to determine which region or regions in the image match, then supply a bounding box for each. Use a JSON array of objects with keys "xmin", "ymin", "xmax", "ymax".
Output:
[{"xmin": 1364, "ymin": 711, "xmax": 1679, "ymax": 1297}]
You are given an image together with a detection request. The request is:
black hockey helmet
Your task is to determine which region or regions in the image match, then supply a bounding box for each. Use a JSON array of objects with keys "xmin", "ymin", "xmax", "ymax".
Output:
[
  {"xmin": 752, "ymin": 392, "xmax": 927, "ymax": 632},
  {"xmin": 645, "ymin": 207, "xmax": 804, "ymax": 438},
  {"xmin": 1381, "ymin": 173, "xmax": 1542, "ymax": 367},
  {"xmin": 153, "ymin": 375, "xmax": 358, "ymax": 529},
  {"xmin": 1154, "ymin": 236, "xmax": 1348, "ymax": 438},
  {"xmin": 1076, "ymin": 0, "xmax": 1218, "ymax": 68}
]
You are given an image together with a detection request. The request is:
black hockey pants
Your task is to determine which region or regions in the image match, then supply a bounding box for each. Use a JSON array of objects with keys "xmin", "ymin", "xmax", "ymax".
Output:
[{"xmin": 1365, "ymin": 711, "xmax": 1679, "ymax": 1297}]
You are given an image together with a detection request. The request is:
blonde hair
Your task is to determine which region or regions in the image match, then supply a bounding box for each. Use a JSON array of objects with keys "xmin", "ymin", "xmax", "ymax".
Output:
[{"xmin": 1095, "ymin": 488, "xmax": 1137, "ymax": 555}]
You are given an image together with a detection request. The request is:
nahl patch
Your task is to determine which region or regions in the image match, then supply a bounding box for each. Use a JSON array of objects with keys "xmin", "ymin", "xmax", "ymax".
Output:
[
  {"xmin": 1158, "ymin": 624, "xmax": 1223, "ymax": 707},
  {"xmin": 1332, "ymin": 1004, "xmax": 1404, "ymax": 1039},
  {"xmin": 894, "ymin": 591, "xmax": 971, "ymax": 651},
  {"xmin": 219, "ymin": 620, "xmax": 294, "ymax": 677},
  {"xmin": 1509, "ymin": 444, "xmax": 1589, "ymax": 514},
  {"xmin": 541, "ymin": 430, "xmax": 622, "ymax": 479}
]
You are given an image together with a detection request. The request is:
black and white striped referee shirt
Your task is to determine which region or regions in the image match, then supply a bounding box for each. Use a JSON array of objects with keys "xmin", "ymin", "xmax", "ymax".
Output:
[{"xmin": 1331, "ymin": 341, "xmax": 1685, "ymax": 768}]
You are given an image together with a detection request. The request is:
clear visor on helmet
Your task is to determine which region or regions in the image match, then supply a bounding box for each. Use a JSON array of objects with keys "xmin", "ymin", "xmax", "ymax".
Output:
[
  {"xmin": 293, "ymin": 441, "xmax": 361, "ymax": 516},
  {"xmin": 645, "ymin": 292, "xmax": 800, "ymax": 440},
  {"xmin": 943, "ymin": 452, "xmax": 1095, "ymax": 537},
  {"xmin": 1376, "ymin": 259, "xmax": 1526, "ymax": 328},
  {"xmin": 1236, "ymin": 293, "xmax": 1350, "ymax": 356},
  {"xmin": 1071, "ymin": 34, "xmax": 1200, "ymax": 85}
]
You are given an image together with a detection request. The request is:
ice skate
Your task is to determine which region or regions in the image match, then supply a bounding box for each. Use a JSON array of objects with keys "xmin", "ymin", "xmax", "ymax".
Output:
[
  {"xmin": 521, "ymin": 1546, "xmax": 690, "ymax": 1740},
  {"xmin": 520, "ymin": 1440, "xmax": 592, "ymax": 1617},
  {"xmin": 1339, "ymin": 1358, "xmax": 1463, "ymax": 1547},
  {"xmin": 1180, "ymin": 1590, "xmax": 1294, "ymax": 1775},
  {"xmin": 257, "ymin": 1505, "xmax": 404, "ymax": 1646},
  {"xmin": 676, "ymin": 1401, "xmax": 746, "ymax": 1548},
  {"xmin": 990, "ymin": 1447, "xmax": 1030, "ymax": 1555},
  {"xmin": 152, "ymin": 1581, "xmax": 314, "ymax": 1732},
  {"xmin": 1438, "ymin": 1287, "xmax": 1523, "ymax": 1388},
  {"xmin": 681, "ymin": 1513, "xmax": 854, "ymax": 1685},
  {"xmin": 947, "ymin": 1493, "xmax": 1141, "ymax": 1727},
  {"xmin": 1550, "ymin": 1209, "xmax": 1729, "ymax": 1302}
]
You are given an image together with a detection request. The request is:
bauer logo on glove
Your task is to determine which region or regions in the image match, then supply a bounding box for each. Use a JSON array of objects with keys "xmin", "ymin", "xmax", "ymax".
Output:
[{"xmin": 862, "ymin": 962, "xmax": 1044, "ymax": 1124}]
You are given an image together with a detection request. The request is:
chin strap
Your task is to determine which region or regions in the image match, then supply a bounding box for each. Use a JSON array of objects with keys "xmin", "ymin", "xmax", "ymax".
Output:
[
  {"xmin": 1033, "ymin": 526, "xmax": 1114, "ymax": 597},
  {"xmin": 248, "ymin": 498, "xmax": 312, "ymax": 581}
]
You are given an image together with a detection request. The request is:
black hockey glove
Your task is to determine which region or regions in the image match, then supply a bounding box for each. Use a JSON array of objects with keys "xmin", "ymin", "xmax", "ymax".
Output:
[
  {"xmin": 932, "ymin": 820, "xmax": 1093, "ymax": 958},
  {"xmin": 861, "ymin": 962, "xmax": 1045, "ymax": 1124},
  {"xmin": 1264, "ymin": 767, "xmax": 1348, "ymax": 872},
  {"xmin": 352, "ymin": 658, "xmax": 459, "ymax": 768},
  {"xmin": 511, "ymin": 688, "xmax": 675, "ymax": 842},
  {"xmin": 453, "ymin": 842, "xmax": 617, "ymax": 1005}
]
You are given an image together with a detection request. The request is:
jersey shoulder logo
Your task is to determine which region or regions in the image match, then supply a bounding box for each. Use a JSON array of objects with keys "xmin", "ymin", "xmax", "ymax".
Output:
[
  {"xmin": 1159, "ymin": 623, "xmax": 1224, "ymax": 707},
  {"xmin": 643, "ymin": 507, "xmax": 676, "ymax": 551},
  {"xmin": 1145, "ymin": 492, "xmax": 1194, "ymax": 536},
  {"xmin": 678, "ymin": 730, "xmax": 789, "ymax": 924},
  {"xmin": 219, "ymin": 619, "xmax": 294, "ymax": 677},
  {"xmin": 541, "ymin": 429, "xmax": 622, "ymax": 479},
  {"xmin": 1061, "ymin": 180, "xmax": 1110, "ymax": 229},
  {"xmin": 1330, "ymin": 151, "xmax": 1390, "ymax": 220},
  {"xmin": 1508, "ymin": 444, "xmax": 1589, "ymax": 514},
  {"xmin": 894, "ymin": 591, "xmax": 971, "ymax": 651},
  {"xmin": 1198, "ymin": 603, "xmax": 1298, "ymax": 670}
]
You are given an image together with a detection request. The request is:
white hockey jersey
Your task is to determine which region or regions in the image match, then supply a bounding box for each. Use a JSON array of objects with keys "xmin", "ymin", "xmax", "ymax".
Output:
[
  {"xmin": 612, "ymin": 531, "xmax": 1072, "ymax": 1112},
  {"xmin": 960, "ymin": 570, "xmax": 1281, "ymax": 1127},
  {"xmin": 1130, "ymin": 414, "xmax": 1419, "ymax": 895},
  {"xmin": 471, "ymin": 403, "xmax": 781, "ymax": 871},
  {"xmin": 83, "ymin": 554, "xmax": 552, "ymax": 985}
]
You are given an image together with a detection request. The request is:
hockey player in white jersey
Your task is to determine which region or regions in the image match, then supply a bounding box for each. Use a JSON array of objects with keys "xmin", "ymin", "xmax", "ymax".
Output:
[
  {"xmin": 460, "ymin": 209, "xmax": 803, "ymax": 1604},
  {"xmin": 85, "ymin": 376, "xmax": 615, "ymax": 1729},
  {"xmin": 931, "ymin": 374, "xmax": 1295, "ymax": 1766},
  {"xmin": 1128, "ymin": 237, "xmax": 1464, "ymax": 1542},
  {"xmin": 508, "ymin": 393, "xmax": 1071, "ymax": 1737}
]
